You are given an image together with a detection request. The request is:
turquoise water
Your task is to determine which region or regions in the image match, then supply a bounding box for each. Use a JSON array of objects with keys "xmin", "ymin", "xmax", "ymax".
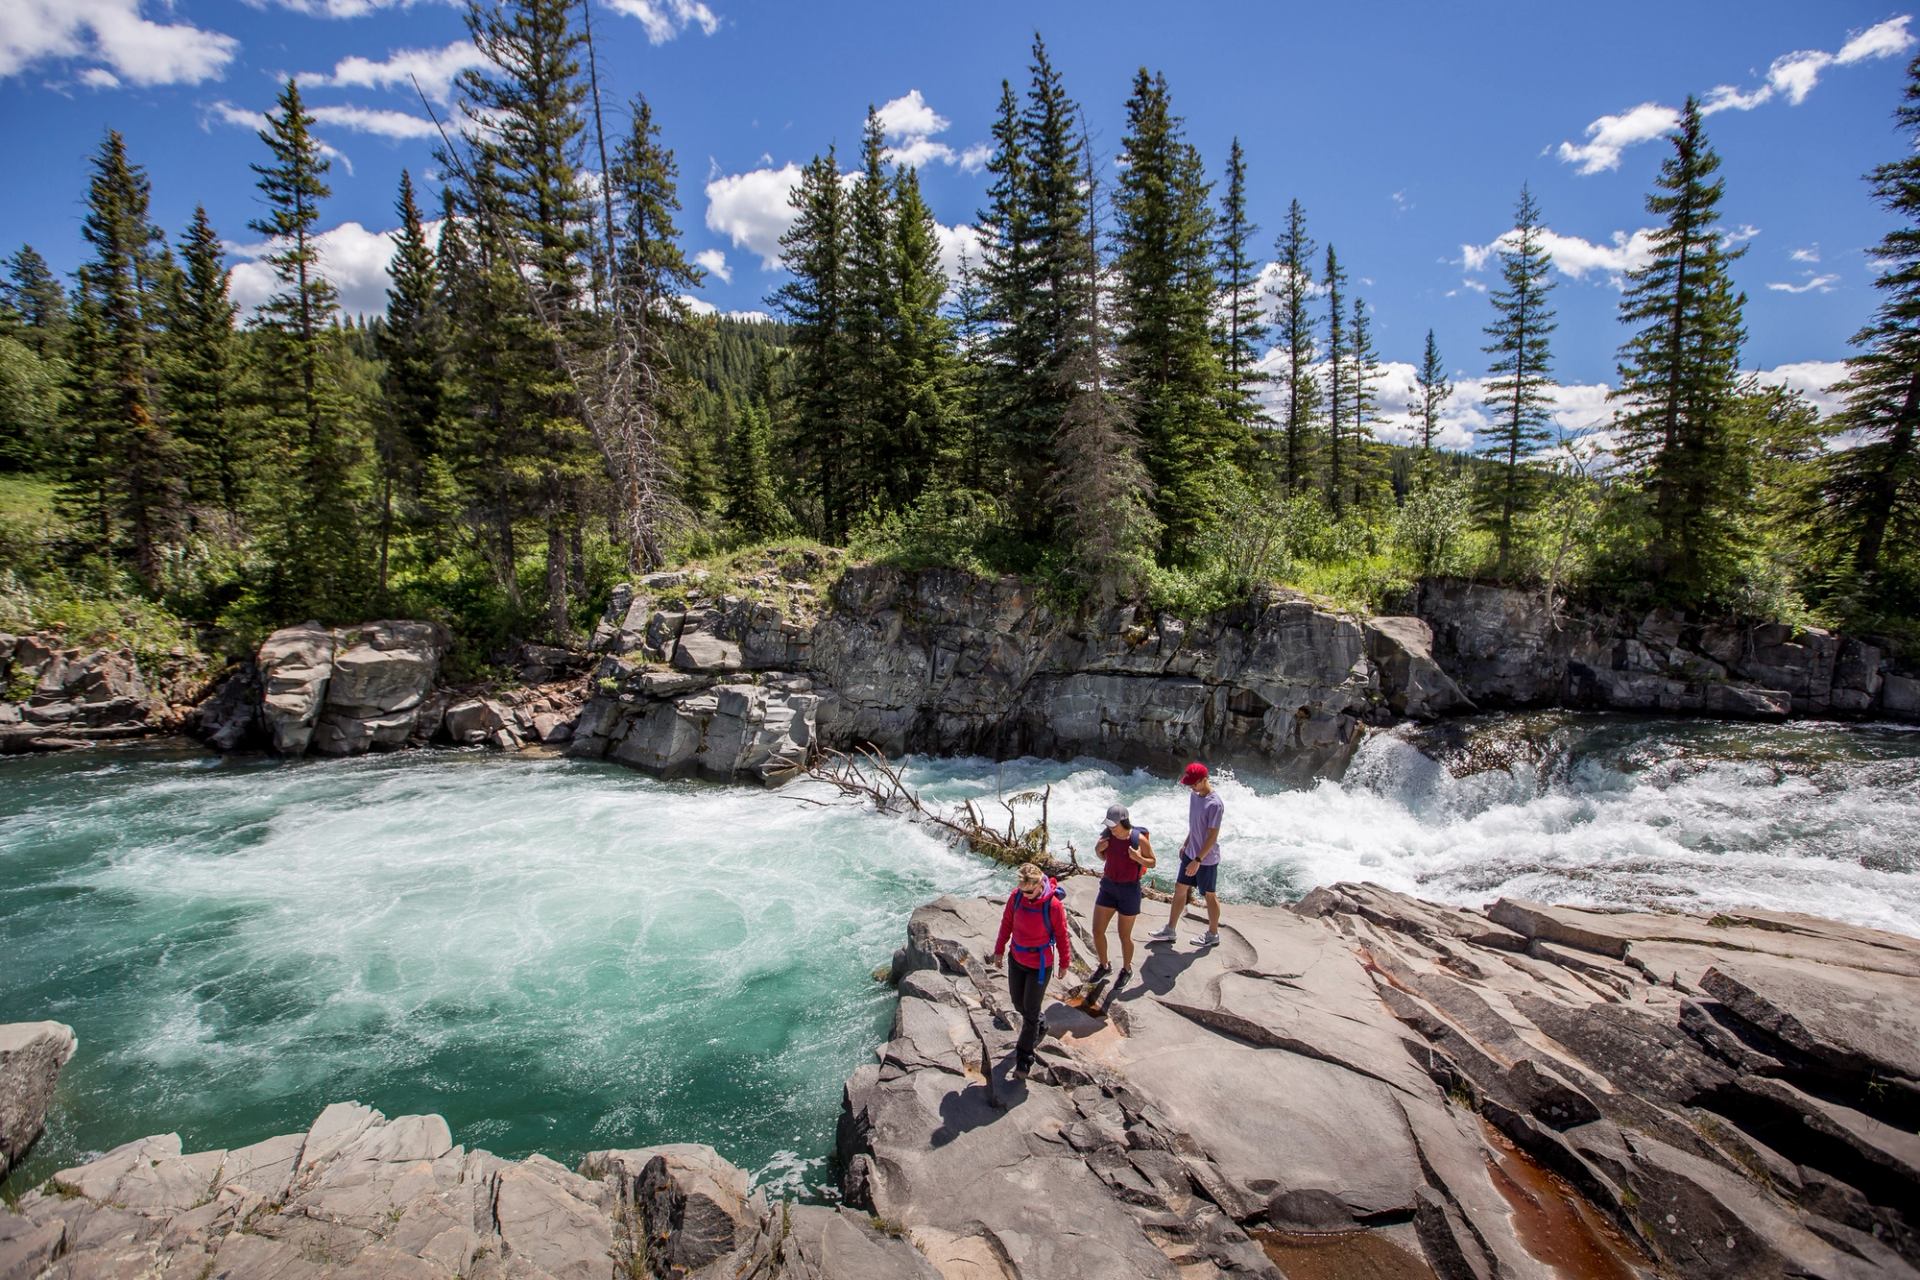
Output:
[
  {"xmin": 4, "ymin": 718, "xmax": 1918, "ymax": 1196},
  {"xmin": 0, "ymin": 746, "xmax": 1002, "ymax": 1195}
]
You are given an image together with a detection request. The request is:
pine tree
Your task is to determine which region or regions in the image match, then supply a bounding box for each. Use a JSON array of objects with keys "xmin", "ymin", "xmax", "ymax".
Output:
[
  {"xmin": 1340, "ymin": 293, "xmax": 1383, "ymax": 515},
  {"xmin": 843, "ymin": 106, "xmax": 895, "ymax": 519},
  {"xmin": 975, "ymin": 78, "xmax": 1038, "ymax": 512},
  {"xmin": 1053, "ymin": 127, "xmax": 1158, "ymax": 602},
  {"xmin": 946, "ymin": 246, "xmax": 992, "ymax": 488},
  {"xmin": 1322, "ymin": 243, "xmax": 1349, "ymax": 518},
  {"xmin": 1412, "ymin": 328, "xmax": 1451, "ymax": 492},
  {"xmin": 68, "ymin": 130, "xmax": 180, "ymax": 587},
  {"xmin": 1478, "ymin": 185, "xmax": 1558, "ymax": 574},
  {"xmin": 724, "ymin": 394, "xmax": 786, "ymax": 540},
  {"xmin": 884, "ymin": 165, "xmax": 959, "ymax": 509},
  {"xmin": 1611, "ymin": 99, "xmax": 1749, "ymax": 595},
  {"xmin": 1113, "ymin": 67, "xmax": 1232, "ymax": 561},
  {"xmin": 4, "ymin": 247, "xmax": 69, "ymax": 360},
  {"xmin": 1820, "ymin": 57, "xmax": 1920, "ymax": 600},
  {"xmin": 251, "ymin": 79, "xmax": 365, "ymax": 617},
  {"xmin": 376, "ymin": 170, "xmax": 448, "ymax": 593},
  {"xmin": 609, "ymin": 92, "xmax": 703, "ymax": 315},
  {"xmin": 770, "ymin": 149, "xmax": 853, "ymax": 540},
  {"xmin": 166, "ymin": 206, "xmax": 243, "ymax": 521},
  {"xmin": 1215, "ymin": 138, "xmax": 1268, "ymax": 438},
  {"xmin": 461, "ymin": 0, "xmax": 598, "ymax": 639},
  {"xmin": 1269, "ymin": 200, "xmax": 1319, "ymax": 496}
]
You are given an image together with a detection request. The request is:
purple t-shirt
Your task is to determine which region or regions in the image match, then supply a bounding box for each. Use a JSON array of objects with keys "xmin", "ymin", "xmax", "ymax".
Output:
[{"xmin": 1181, "ymin": 789, "xmax": 1224, "ymax": 865}]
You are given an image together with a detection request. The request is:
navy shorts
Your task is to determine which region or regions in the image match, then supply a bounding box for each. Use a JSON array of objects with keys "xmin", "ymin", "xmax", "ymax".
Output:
[
  {"xmin": 1177, "ymin": 861, "xmax": 1219, "ymax": 895},
  {"xmin": 1095, "ymin": 876, "xmax": 1143, "ymax": 916}
]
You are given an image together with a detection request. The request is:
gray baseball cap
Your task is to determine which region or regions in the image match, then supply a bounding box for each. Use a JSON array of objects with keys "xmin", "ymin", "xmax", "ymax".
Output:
[{"xmin": 1105, "ymin": 804, "xmax": 1131, "ymax": 826}]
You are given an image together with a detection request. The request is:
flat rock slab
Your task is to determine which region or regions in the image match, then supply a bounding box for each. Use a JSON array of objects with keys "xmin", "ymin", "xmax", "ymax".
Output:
[
  {"xmin": 0, "ymin": 1021, "xmax": 75, "ymax": 1181},
  {"xmin": 1701, "ymin": 955, "xmax": 1920, "ymax": 1082}
]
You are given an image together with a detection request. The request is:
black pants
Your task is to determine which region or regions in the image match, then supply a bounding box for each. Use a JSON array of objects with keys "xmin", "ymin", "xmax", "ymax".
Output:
[{"xmin": 1008, "ymin": 958, "xmax": 1047, "ymax": 1067}]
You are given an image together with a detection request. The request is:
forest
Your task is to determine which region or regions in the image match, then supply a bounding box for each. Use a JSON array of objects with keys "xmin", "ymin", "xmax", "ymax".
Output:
[{"xmin": 1, "ymin": 9, "xmax": 1917, "ymax": 672}]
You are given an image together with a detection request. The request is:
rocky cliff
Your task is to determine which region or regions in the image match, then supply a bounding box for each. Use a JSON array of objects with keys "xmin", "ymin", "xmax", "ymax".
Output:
[
  {"xmin": 568, "ymin": 564, "xmax": 1469, "ymax": 785},
  {"xmin": 0, "ymin": 635, "xmax": 194, "ymax": 755},
  {"xmin": 7, "ymin": 884, "xmax": 1917, "ymax": 1279},
  {"xmin": 1411, "ymin": 579, "xmax": 1919, "ymax": 720}
]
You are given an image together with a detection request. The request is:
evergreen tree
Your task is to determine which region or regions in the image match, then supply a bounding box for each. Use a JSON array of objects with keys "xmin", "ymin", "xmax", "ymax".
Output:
[
  {"xmin": 883, "ymin": 165, "xmax": 959, "ymax": 509},
  {"xmin": 1113, "ymin": 67, "xmax": 1232, "ymax": 561},
  {"xmin": 1340, "ymin": 293, "xmax": 1383, "ymax": 514},
  {"xmin": 1322, "ymin": 243, "xmax": 1349, "ymax": 518},
  {"xmin": 1412, "ymin": 328, "xmax": 1451, "ymax": 492},
  {"xmin": 975, "ymin": 78, "xmax": 1038, "ymax": 513},
  {"xmin": 1478, "ymin": 184, "xmax": 1558, "ymax": 574},
  {"xmin": 377, "ymin": 170, "xmax": 448, "ymax": 593},
  {"xmin": 251, "ymin": 79, "xmax": 365, "ymax": 617},
  {"xmin": 843, "ymin": 106, "xmax": 895, "ymax": 518},
  {"xmin": 1611, "ymin": 99, "xmax": 1749, "ymax": 595},
  {"xmin": 609, "ymin": 92, "xmax": 703, "ymax": 316},
  {"xmin": 461, "ymin": 0, "xmax": 598, "ymax": 639},
  {"xmin": 724, "ymin": 394, "xmax": 786, "ymax": 539},
  {"xmin": 68, "ymin": 129, "xmax": 180, "ymax": 587},
  {"xmin": 1215, "ymin": 138, "xmax": 1268, "ymax": 437},
  {"xmin": 770, "ymin": 149, "xmax": 853, "ymax": 540},
  {"xmin": 1822, "ymin": 57, "xmax": 1920, "ymax": 600},
  {"xmin": 166, "ymin": 206, "xmax": 243, "ymax": 521},
  {"xmin": 1269, "ymin": 200, "xmax": 1319, "ymax": 496},
  {"xmin": 946, "ymin": 246, "xmax": 992, "ymax": 488},
  {"xmin": 1053, "ymin": 128, "xmax": 1158, "ymax": 602},
  {"xmin": 4, "ymin": 247, "xmax": 69, "ymax": 359}
]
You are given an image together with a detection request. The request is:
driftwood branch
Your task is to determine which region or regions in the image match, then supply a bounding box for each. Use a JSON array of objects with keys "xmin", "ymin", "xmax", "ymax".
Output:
[{"xmin": 798, "ymin": 746, "xmax": 1079, "ymax": 877}]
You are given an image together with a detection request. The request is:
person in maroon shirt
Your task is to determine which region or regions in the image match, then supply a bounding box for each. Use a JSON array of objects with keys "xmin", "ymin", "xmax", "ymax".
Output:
[
  {"xmin": 990, "ymin": 862, "xmax": 1073, "ymax": 1079},
  {"xmin": 1088, "ymin": 804, "xmax": 1154, "ymax": 994}
]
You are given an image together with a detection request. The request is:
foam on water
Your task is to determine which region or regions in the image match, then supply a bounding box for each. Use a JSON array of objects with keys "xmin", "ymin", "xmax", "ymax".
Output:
[{"xmin": 3, "ymin": 716, "xmax": 1918, "ymax": 1193}]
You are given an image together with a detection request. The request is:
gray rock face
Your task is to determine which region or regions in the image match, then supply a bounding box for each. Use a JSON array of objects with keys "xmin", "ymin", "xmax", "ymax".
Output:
[
  {"xmin": 0, "ymin": 635, "xmax": 169, "ymax": 754},
  {"xmin": 577, "ymin": 565, "xmax": 1420, "ymax": 784},
  {"xmin": 1415, "ymin": 580, "xmax": 1918, "ymax": 722},
  {"xmin": 0, "ymin": 1021, "xmax": 75, "ymax": 1183},
  {"xmin": 4, "ymin": 1105, "xmax": 934, "ymax": 1280},
  {"xmin": 253, "ymin": 620, "xmax": 451, "ymax": 756},
  {"xmin": 842, "ymin": 880, "xmax": 1920, "ymax": 1279}
]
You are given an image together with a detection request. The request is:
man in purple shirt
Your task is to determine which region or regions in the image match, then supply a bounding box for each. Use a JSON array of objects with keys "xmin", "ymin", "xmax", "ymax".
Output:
[{"xmin": 1147, "ymin": 762, "xmax": 1224, "ymax": 947}]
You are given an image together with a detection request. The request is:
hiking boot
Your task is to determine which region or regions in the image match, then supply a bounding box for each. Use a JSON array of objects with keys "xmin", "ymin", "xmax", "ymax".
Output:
[
  {"xmin": 1145, "ymin": 926, "xmax": 1176, "ymax": 943},
  {"xmin": 1194, "ymin": 931, "xmax": 1221, "ymax": 947},
  {"xmin": 1088, "ymin": 962, "xmax": 1112, "ymax": 984},
  {"xmin": 1114, "ymin": 966, "xmax": 1132, "ymax": 991},
  {"xmin": 1011, "ymin": 1061, "xmax": 1030, "ymax": 1080}
]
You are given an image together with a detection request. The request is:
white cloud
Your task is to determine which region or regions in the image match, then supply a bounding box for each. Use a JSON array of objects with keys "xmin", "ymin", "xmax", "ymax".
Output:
[
  {"xmin": 677, "ymin": 295, "xmax": 773, "ymax": 323},
  {"xmin": 889, "ymin": 136, "xmax": 956, "ymax": 168},
  {"xmin": 1564, "ymin": 17, "xmax": 1916, "ymax": 168},
  {"xmin": 1460, "ymin": 224, "xmax": 1662, "ymax": 286},
  {"xmin": 0, "ymin": 0, "xmax": 237, "ymax": 86},
  {"xmin": 704, "ymin": 162, "xmax": 803, "ymax": 269},
  {"xmin": 932, "ymin": 222, "xmax": 981, "ymax": 287},
  {"xmin": 695, "ymin": 248, "xmax": 730, "ymax": 284},
  {"xmin": 251, "ymin": 0, "xmax": 438, "ymax": 18},
  {"xmin": 877, "ymin": 88, "xmax": 947, "ymax": 140},
  {"xmin": 1767, "ymin": 272, "xmax": 1839, "ymax": 295},
  {"xmin": 309, "ymin": 103, "xmax": 439, "ymax": 140},
  {"xmin": 958, "ymin": 142, "xmax": 992, "ymax": 173},
  {"xmin": 1791, "ymin": 244, "xmax": 1821, "ymax": 263},
  {"xmin": 602, "ymin": 0, "xmax": 719, "ymax": 44},
  {"xmin": 229, "ymin": 218, "xmax": 442, "ymax": 320},
  {"xmin": 1752, "ymin": 359, "xmax": 1848, "ymax": 418},
  {"xmin": 302, "ymin": 40, "xmax": 484, "ymax": 104},
  {"xmin": 1556, "ymin": 102, "xmax": 1680, "ymax": 175}
]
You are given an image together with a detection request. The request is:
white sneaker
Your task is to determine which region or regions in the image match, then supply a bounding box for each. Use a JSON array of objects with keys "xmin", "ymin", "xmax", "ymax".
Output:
[
  {"xmin": 1145, "ymin": 926, "xmax": 1176, "ymax": 943},
  {"xmin": 1194, "ymin": 931, "xmax": 1220, "ymax": 947}
]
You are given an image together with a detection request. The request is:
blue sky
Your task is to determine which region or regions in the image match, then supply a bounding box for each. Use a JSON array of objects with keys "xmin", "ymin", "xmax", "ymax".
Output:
[{"xmin": 2, "ymin": 0, "xmax": 1914, "ymax": 445}]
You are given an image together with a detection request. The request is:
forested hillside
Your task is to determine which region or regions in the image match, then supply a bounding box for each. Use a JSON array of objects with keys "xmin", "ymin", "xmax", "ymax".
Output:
[{"xmin": 1, "ymin": 9, "xmax": 1916, "ymax": 666}]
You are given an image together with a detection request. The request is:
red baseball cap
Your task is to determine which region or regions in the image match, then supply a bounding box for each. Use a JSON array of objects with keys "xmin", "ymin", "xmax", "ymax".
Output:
[{"xmin": 1180, "ymin": 762, "xmax": 1209, "ymax": 786}]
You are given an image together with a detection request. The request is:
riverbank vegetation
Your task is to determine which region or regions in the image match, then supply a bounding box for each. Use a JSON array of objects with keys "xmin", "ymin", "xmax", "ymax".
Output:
[{"xmin": 1, "ymin": 9, "xmax": 1916, "ymax": 661}]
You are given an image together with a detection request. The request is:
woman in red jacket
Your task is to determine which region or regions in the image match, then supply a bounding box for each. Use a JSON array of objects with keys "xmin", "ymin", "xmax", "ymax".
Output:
[{"xmin": 990, "ymin": 861, "xmax": 1073, "ymax": 1079}]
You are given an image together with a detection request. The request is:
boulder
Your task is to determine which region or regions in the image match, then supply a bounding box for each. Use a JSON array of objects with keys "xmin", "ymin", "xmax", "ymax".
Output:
[
  {"xmin": 443, "ymin": 697, "xmax": 507, "ymax": 745},
  {"xmin": 255, "ymin": 622, "xmax": 337, "ymax": 754},
  {"xmin": 311, "ymin": 621, "xmax": 450, "ymax": 755},
  {"xmin": 1883, "ymin": 672, "xmax": 1920, "ymax": 720},
  {"xmin": 673, "ymin": 629, "xmax": 745, "ymax": 674},
  {"xmin": 187, "ymin": 662, "xmax": 264, "ymax": 751},
  {"xmin": 1364, "ymin": 616, "xmax": 1474, "ymax": 719},
  {"xmin": 0, "ymin": 1021, "xmax": 76, "ymax": 1183}
]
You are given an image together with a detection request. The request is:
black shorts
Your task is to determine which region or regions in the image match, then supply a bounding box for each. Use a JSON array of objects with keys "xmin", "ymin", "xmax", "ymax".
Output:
[
  {"xmin": 1176, "ymin": 861, "xmax": 1219, "ymax": 895},
  {"xmin": 1094, "ymin": 876, "xmax": 1143, "ymax": 916}
]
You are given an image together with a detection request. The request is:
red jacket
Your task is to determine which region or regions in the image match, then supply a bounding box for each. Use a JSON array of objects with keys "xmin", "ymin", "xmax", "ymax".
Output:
[{"xmin": 994, "ymin": 878, "xmax": 1072, "ymax": 973}]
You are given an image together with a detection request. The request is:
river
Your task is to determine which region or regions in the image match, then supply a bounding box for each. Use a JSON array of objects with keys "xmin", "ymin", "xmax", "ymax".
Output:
[{"xmin": 3, "ymin": 714, "xmax": 1917, "ymax": 1195}]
